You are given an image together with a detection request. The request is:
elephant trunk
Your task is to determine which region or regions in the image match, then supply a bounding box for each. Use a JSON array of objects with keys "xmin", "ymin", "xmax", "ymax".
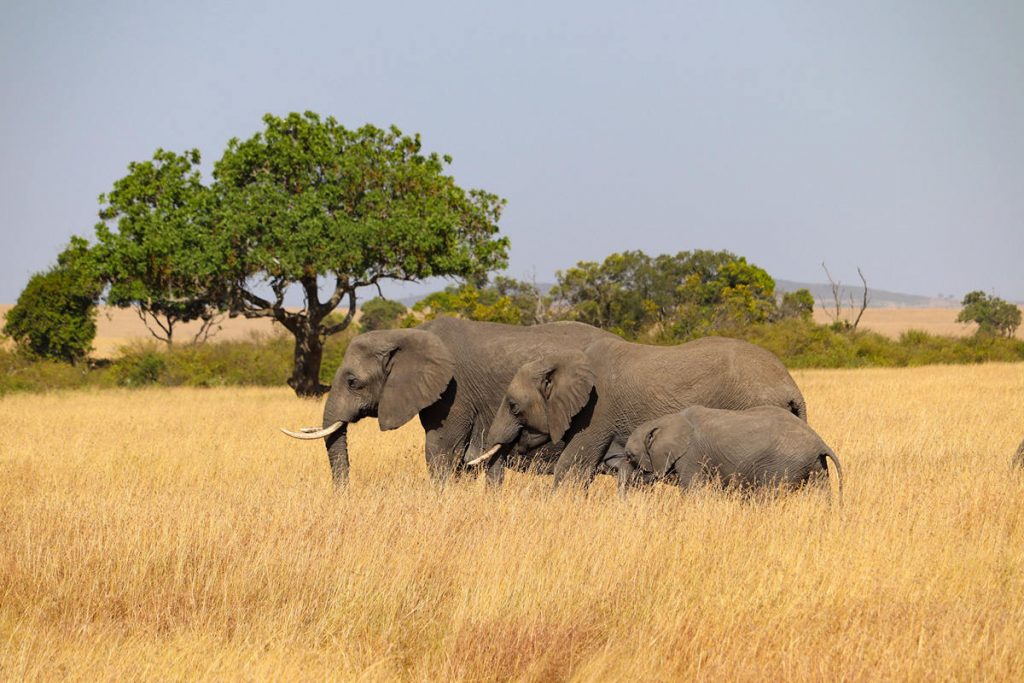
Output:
[
  {"xmin": 486, "ymin": 401, "xmax": 522, "ymax": 450},
  {"xmin": 325, "ymin": 423, "xmax": 350, "ymax": 488}
]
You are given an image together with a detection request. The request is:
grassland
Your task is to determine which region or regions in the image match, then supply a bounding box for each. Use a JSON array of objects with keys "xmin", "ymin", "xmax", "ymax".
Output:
[
  {"xmin": 2, "ymin": 364, "xmax": 1024, "ymax": 680},
  {"xmin": 812, "ymin": 306, "xmax": 1024, "ymax": 340}
]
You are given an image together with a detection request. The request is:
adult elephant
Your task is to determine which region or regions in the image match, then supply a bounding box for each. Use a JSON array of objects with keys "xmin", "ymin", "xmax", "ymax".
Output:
[
  {"xmin": 473, "ymin": 335, "xmax": 807, "ymax": 493},
  {"xmin": 280, "ymin": 317, "xmax": 615, "ymax": 487}
]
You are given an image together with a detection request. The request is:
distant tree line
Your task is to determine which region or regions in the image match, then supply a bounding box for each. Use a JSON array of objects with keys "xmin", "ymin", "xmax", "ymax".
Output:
[
  {"xmin": 5, "ymin": 111, "xmax": 1021, "ymax": 386},
  {"xmin": 411, "ymin": 250, "xmax": 815, "ymax": 342}
]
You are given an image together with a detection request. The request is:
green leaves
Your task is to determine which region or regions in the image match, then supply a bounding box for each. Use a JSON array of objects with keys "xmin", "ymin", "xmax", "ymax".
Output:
[
  {"xmin": 3, "ymin": 241, "xmax": 102, "ymax": 364},
  {"xmin": 413, "ymin": 278, "xmax": 541, "ymax": 325},
  {"xmin": 779, "ymin": 289, "xmax": 815, "ymax": 322},
  {"xmin": 957, "ymin": 291, "xmax": 1022, "ymax": 338},
  {"xmin": 358, "ymin": 297, "xmax": 408, "ymax": 331},
  {"xmin": 212, "ymin": 112, "xmax": 508, "ymax": 303},
  {"xmin": 94, "ymin": 148, "xmax": 221, "ymax": 343},
  {"xmin": 551, "ymin": 249, "xmax": 779, "ymax": 340}
]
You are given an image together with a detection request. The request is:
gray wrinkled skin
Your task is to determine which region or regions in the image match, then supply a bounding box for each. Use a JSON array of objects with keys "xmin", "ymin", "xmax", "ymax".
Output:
[
  {"xmin": 316, "ymin": 317, "xmax": 615, "ymax": 487},
  {"xmin": 625, "ymin": 406, "xmax": 842, "ymax": 497},
  {"xmin": 484, "ymin": 336, "xmax": 808, "ymax": 494}
]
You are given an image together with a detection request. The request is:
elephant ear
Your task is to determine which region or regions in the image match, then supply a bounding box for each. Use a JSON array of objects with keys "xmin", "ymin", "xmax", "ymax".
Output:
[
  {"xmin": 545, "ymin": 351, "xmax": 596, "ymax": 443},
  {"xmin": 644, "ymin": 427, "xmax": 672, "ymax": 478},
  {"xmin": 377, "ymin": 329, "xmax": 456, "ymax": 431}
]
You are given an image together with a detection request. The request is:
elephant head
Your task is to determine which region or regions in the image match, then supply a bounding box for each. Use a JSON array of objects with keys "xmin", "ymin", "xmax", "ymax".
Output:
[
  {"xmin": 624, "ymin": 414, "xmax": 695, "ymax": 479},
  {"xmin": 470, "ymin": 351, "xmax": 595, "ymax": 466},
  {"xmin": 281, "ymin": 328, "xmax": 455, "ymax": 487}
]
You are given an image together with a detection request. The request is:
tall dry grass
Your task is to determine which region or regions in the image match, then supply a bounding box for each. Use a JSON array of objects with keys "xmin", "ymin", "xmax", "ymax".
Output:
[{"xmin": 2, "ymin": 363, "xmax": 1024, "ymax": 681}]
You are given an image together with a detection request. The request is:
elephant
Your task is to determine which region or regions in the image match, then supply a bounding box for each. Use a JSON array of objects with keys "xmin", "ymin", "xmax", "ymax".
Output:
[
  {"xmin": 624, "ymin": 406, "xmax": 843, "ymax": 497},
  {"xmin": 280, "ymin": 316, "xmax": 615, "ymax": 487},
  {"xmin": 471, "ymin": 335, "xmax": 808, "ymax": 494}
]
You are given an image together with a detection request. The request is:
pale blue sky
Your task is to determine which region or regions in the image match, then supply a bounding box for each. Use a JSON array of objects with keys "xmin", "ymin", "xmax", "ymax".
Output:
[{"xmin": 2, "ymin": 1, "xmax": 1022, "ymax": 302}]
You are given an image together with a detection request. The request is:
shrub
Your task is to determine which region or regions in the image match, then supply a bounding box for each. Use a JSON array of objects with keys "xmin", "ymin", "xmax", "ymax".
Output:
[
  {"xmin": 778, "ymin": 289, "xmax": 815, "ymax": 322},
  {"xmin": 359, "ymin": 298, "xmax": 407, "ymax": 331},
  {"xmin": 115, "ymin": 349, "xmax": 166, "ymax": 386},
  {"xmin": 3, "ymin": 240, "xmax": 101, "ymax": 364}
]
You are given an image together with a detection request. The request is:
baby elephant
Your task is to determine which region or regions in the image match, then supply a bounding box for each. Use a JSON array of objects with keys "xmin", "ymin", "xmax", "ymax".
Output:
[{"xmin": 625, "ymin": 406, "xmax": 843, "ymax": 498}]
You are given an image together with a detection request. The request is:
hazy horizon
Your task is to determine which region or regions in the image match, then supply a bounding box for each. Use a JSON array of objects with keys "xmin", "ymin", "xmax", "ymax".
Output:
[{"xmin": 2, "ymin": 1, "xmax": 1022, "ymax": 304}]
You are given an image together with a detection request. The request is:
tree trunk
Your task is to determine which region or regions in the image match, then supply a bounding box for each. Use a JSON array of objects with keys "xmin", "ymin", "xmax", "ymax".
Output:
[{"xmin": 288, "ymin": 325, "xmax": 329, "ymax": 397}]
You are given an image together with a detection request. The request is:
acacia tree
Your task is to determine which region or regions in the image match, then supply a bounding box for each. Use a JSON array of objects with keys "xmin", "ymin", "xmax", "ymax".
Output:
[
  {"xmin": 957, "ymin": 291, "xmax": 1022, "ymax": 338},
  {"xmin": 94, "ymin": 149, "xmax": 222, "ymax": 344},
  {"xmin": 211, "ymin": 112, "xmax": 508, "ymax": 396},
  {"xmin": 551, "ymin": 251, "xmax": 659, "ymax": 336},
  {"xmin": 552, "ymin": 249, "xmax": 778, "ymax": 339}
]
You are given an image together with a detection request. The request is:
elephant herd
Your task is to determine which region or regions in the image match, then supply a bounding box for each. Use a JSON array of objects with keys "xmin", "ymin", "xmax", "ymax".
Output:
[{"xmin": 282, "ymin": 317, "xmax": 847, "ymax": 498}]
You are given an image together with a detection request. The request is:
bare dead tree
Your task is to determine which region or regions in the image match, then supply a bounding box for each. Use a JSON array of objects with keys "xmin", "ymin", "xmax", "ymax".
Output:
[
  {"xmin": 819, "ymin": 262, "xmax": 843, "ymax": 324},
  {"xmin": 820, "ymin": 263, "xmax": 870, "ymax": 331},
  {"xmin": 851, "ymin": 267, "xmax": 869, "ymax": 331},
  {"xmin": 528, "ymin": 268, "xmax": 550, "ymax": 325}
]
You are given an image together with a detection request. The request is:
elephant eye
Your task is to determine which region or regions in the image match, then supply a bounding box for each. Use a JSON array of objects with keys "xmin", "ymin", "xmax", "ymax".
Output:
[
  {"xmin": 644, "ymin": 428, "xmax": 658, "ymax": 451},
  {"xmin": 346, "ymin": 374, "xmax": 361, "ymax": 390},
  {"xmin": 508, "ymin": 400, "xmax": 521, "ymax": 416}
]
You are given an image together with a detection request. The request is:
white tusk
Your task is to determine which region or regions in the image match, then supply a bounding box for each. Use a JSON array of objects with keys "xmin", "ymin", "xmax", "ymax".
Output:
[
  {"xmin": 280, "ymin": 421, "xmax": 344, "ymax": 440},
  {"xmin": 466, "ymin": 444, "xmax": 503, "ymax": 467}
]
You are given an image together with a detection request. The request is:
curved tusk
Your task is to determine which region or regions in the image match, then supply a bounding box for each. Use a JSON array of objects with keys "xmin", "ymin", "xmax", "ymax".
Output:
[
  {"xmin": 280, "ymin": 421, "xmax": 344, "ymax": 440},
  {"xmin": 466, "ymin": 444, "xmax": 503, "ymax": 467}
]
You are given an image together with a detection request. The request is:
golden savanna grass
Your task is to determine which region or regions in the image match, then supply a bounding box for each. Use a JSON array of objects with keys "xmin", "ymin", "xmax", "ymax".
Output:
[
  {"xmin": 812, "ymin": 306, "xmax": 1024, "ymax": 340},
  {"xmin": 3, "ymin": 364, "xmax": 1024, "ymax": 680}
]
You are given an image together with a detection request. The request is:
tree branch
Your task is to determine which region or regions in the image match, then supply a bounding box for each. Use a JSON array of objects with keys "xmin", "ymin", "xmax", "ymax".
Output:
[
  {"xmin": 323, "ymin": 289, "xmax": 357, "ymax": 336},
  {"xmin": 134, "ymin": 305, "xmax": 174, "ymax": 344},
  {"xmin": 236, "ymin": 287, "xmax": 301, "ymax": 333},
  {"xmin": 821, "ymin": 262, "xmax": 842, "ymax": 324},
  {"xmin": 190, "ymin": 310, "xmax": 223, "ymax": 344},
  {"xmin": 851, "ymin": 267, "xmax": 869, "ymax": 331}
]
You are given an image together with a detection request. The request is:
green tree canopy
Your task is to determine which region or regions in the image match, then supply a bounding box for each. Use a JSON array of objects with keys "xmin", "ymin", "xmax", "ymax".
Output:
[
  {"xmin": 358, "ymin": 297, "xmax": 407, "ymax": 331},
  {"xmin": 210, "ymin": 112, "xmax": 508, "ymax": 395},
  {"xmin": 94, "ymin": 148, "xmax": 222, "ymax": 344},
  {"xmin": 957, "ymin": 291, "xmax": 1021, "ymax": 338},
  {"xmin": 412, "ymin": 276, "xmax": 542, "ymax": 325},
  {"xmin": 552, "ymin": 249, "xmax": 777, "ymax": 340},
  {"xmin": 778, "ymin": 288, "xmax": 815, "ymax": 322},
  {"xmin": 3, "ymin": 238, "xmax": 102, "ymax": 363}
]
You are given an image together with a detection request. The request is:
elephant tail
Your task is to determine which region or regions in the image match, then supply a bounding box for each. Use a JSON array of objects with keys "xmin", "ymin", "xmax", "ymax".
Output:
[{"xmin": 819, "ymin": 450, "xmax": 843, "ymax": 506}]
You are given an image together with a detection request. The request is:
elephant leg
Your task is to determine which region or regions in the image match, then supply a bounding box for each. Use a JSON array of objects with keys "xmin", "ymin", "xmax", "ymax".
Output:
[
  {"xmin": 423, "ymin": 420, "xmax": 473, "ymax": 487},
  {"xmin": 674, "ymin": 457, "xmax": 710, "ymax": 494},
  {"xmin": 552, "ymin": 429, "xmax": 613, "ymax": 492},
  {"xmin": 602, "ymin": 452, "xmax": 636, "ymax": 500}
]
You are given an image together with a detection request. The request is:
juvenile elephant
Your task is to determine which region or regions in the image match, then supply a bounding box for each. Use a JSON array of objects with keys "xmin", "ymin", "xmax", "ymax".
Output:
[
  {"xmin": 624, "ymin": 406, "xmax": 843, "ymax": 497},
  {"xmin": 473, "ymin": 335, "xmax": 808, "ymax": 493},
  {"xmin": 280, "ymin": 317, "xmax": 614, "ymax": 487}
]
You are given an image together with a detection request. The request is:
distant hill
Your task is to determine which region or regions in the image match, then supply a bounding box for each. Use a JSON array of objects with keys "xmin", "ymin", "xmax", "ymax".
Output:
[
  {"xmin": 397, "ymin": 280, "xmax": 960, "ymax": 309},
  {"xmin": 774, "ymin": 280, "xmax": 960, "ymax": 309}
]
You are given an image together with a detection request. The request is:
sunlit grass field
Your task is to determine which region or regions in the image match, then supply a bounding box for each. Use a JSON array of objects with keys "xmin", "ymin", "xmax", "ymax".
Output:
[{"xmin": 2, "ymin": 363, "xmax": 1024, "ymax": 680}]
